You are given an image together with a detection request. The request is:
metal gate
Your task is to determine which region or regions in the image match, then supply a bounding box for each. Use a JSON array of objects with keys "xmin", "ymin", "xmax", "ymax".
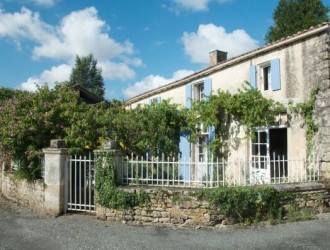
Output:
[{"xmin": 65, "ymin": 153, "xmax": 95, "ymax": 212}]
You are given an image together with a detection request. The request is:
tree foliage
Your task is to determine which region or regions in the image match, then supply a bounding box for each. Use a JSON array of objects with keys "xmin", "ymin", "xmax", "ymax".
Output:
[
  {"xmin": 68, "ymin": 54, "xmax": 105, "ymax": 98},
  {"xmin": 0, "ymin": 85, "xmax": 109, "ymax": 179},
  {"xmin": 0, "ymin": 87, "xmax": 22, "ymax": 103},
  {"xmin": 265, "ymin": 0, "xmax": 329, "ymax": 43},
  {"xmin": 109, "ymin": 100, "xmax": 186, "ymax": 158},
  {"xmin": 0, "ymin": 82, "xmax": 285, "ymax": 180},
  {"xmin": 0, "ymin": 87, "xmax": 185, "ymax": 179}
]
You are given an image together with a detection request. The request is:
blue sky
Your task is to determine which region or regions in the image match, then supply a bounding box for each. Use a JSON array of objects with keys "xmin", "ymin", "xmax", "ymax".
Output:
[{"xmin": 0, "ymin": 0, "xmax": 311, "ymax": 100}]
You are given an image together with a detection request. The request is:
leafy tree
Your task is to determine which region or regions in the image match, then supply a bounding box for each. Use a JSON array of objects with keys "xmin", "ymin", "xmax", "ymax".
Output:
[
  {"xmin": 265, "ymin": 0, "xmax": 329, "ymax": 43},
  {"xmin": 0, "ymin": 84, "xmax": 109, "ymax": 180},
  {"xmin": 0, "ymin": 87, "xmax": 22, "ymax": 103},
  {"xmin": 68, "ymin": 54, "xmax": 105, "ymax": 98},
  {"xmin": 109, "ymin": 100, "xmax": 186, "ymax": 158}
]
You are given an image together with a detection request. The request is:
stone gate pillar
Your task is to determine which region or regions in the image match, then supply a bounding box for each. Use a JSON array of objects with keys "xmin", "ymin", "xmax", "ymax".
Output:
[{"xmin": 42, "ymin": 139, "xmax": 68, "ymax": 216}]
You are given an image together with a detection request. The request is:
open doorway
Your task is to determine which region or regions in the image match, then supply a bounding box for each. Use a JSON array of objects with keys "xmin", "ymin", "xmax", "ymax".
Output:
[
  {"xmin": 251, "ymin": 127, "xmax": 288, "ymax": 182},
  {"xmin": 269, "ymin": 128, "xmax": 287, "ymax": 178}
]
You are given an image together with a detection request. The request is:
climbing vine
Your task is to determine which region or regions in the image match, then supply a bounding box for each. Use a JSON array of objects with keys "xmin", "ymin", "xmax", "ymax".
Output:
[
  {"xmin": 94, "ymin": 151, "xmax": 150, "ymax": 209},
  {"xmin": 185, "ymin": 83, "xmax": 285, "ymax": 157},
  {"xmin": 289, "ymin": 87, "xmax": 319, "ymax": 156}
]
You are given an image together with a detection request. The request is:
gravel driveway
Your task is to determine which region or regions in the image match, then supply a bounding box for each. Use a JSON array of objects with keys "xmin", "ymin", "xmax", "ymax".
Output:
[{"xmin": 1, "ymin": 194, "xmax": 330, "ymax": 250}]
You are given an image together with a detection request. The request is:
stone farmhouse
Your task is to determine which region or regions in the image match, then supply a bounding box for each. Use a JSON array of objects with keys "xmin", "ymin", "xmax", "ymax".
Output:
[{"xmin": 125, "ymin": 22, "xmax": 330, "ymax": 183}]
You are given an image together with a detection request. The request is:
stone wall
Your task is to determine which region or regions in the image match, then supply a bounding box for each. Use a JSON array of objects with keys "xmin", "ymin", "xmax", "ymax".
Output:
[
  {"xmin": 0, "ymin": 165, "xmax": 2, "ymax": 193},
  {"xmin": 96, "ymin": 188, "xmax": 217, "ymax": 228},
  {"xmin": 96, "ymin": 184, "xmax": 330, "ymax": 228},
  {"xmin": 314, "ymin": 29, "xmax": 330, "ymax": 179},
  {"xmin": 1, "ymin": 171, "xmax": 46, "ymax": 214},
  {"xmin": 0, "ymin": 140, "xmax": 68, "ymax": 216}
]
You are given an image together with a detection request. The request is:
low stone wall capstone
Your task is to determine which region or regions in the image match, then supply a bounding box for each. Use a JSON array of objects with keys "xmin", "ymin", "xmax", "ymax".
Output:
[{"xmin": 96, "ymin": 183, "xmax": 330, "ymax": 228}]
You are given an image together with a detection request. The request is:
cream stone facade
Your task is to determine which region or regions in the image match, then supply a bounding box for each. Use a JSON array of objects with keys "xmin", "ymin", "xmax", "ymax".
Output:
[{"xmin": 126, "ymin": 23, "xmax": 330, "ymax": 181}]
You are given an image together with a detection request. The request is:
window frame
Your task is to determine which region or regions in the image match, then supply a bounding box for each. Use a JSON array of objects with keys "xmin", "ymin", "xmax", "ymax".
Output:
[
  {"xmin": 194, "ymin": 121, "xmax": 209, "ymax": 163},
  {"xmin": 260, "ymin": 62, "xmax": 272, "ymax": 91},
  {"xmin": 193, "ymin": 82, "xmax": 205, "ymax": 101}
]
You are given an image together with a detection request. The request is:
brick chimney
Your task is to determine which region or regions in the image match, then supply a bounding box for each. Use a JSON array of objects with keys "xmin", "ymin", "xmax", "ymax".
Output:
[{"xmin": 209, "ymin": 50, "xmax": 227, "ymax": 66}]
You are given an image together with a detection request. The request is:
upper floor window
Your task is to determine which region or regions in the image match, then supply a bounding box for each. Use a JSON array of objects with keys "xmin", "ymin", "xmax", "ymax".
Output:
[
  {"xmin": 194, "ymin": 83, "xmax": 204, "ymax": 101},
  {"xmin": 185, "ymin": 78, "xmax": 212, "ymax": 108},
  {"xmin": 148, "ymin": 96, "xmax": 161, "ymax": 105},
  {"xmin": 249, "ymin": 58, "xmax": 281, "ymax": 91},
  {"xmin": 262, "ymin": 65, "xmax": 271, "ymax": 91}
]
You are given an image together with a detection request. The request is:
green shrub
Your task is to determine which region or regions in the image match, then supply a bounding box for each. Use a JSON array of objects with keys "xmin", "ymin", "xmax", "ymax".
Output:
[
  {"xmin": 95, "ymin": 151, "xmax": 150, "ymax": 209},
  {"xmin": 196, "ymin": 186, "xmax": 287, "ymax": 223}
]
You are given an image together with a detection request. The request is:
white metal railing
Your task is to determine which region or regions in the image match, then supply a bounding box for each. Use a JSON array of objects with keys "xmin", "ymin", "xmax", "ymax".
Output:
[
  {"xmin": 65, "ymin": 153, "xmax": 95, "ymax": 212},
  {"xmin": 121, "ymin": 154, "xmax": 320, "ymax": 188}
]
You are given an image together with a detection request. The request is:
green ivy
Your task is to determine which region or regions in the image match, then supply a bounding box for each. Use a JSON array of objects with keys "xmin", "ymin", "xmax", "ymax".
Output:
[
  {"xmin": 289, "ymin": 87, "xmax": 319, "ymax": 156},
  {"xmin": 94, "ymin": 151, "xmax": 150, "ymax": 209}
]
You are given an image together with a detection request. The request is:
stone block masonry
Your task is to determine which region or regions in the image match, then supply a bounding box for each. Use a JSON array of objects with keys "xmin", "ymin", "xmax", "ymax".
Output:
[
  {"xmin": 0, "ymin": 139, "xmax": 68, "ymax": 216},
  {"xmin": 96, "ymin": 188, "xmax": 219, "ymax": 227},
  {"xmin": 1, "ymin": 172, "xmax": 46, "ymax": 214},
  {"xmin": 96, "ymin": 184, "xmax": 330, "ymax": 228}
]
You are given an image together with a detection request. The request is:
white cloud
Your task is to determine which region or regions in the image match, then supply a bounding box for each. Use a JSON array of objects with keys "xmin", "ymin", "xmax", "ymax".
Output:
[
  {"xmin": 32, "ymin": 7, "xmax": 134, "ymax": 61},
  {"xmin": 217, "ymin": 0, "xmax": 233, "ymax": 3},
  {"xmin": 0, "ymin": 7, "xmax": 55, "ymax": 43},
  {"xmin": 123, "ymin": 69, "xmax": 194, "ymax": 99},
  {"xmin": 20, "ymin": 64, "xmax": 72, "ymax": 91},
  {"xmin": 28, "ymin": 0, "xmax": 56, "ymax": 7},
  {"xmin": 170, "ymin": 0, "xmax": 233, "ymax": 12},
  {"xmin": 181, "ymin": 23, "xmax": 259, "ymax": 64},
  {"xmin": 172, "ymin": 0, "xmax": 211, "ymax": 12},
  {"xmin": 0, "ymin": 7, "xmax": 141, "ymax": 87},
  {"xmin": 99, "ymin": 61, "xmax": 136, "ymax": 81}
]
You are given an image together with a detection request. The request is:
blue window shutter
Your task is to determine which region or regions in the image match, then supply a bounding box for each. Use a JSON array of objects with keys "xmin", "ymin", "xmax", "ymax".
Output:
[
  {"xmin": 157, "ymin": 96, "xmax": 161, "ymax": 103},
  {"xmin": 148, "ymin": 99, "xmax": 152, "ymax": 105},
  {"xmin": 271, "ymin": 59, "xmax": 281, "ymax": 91},
  {"xmin": 208, "ymin": 125, "xmax": 215, "ymax": 143},
  {"xmin": 182, "ymin": 83, "xmax": 192, "ymax": 180},
  {"xmin": 179, "ymin": 132, "xmax": 190, "ymax": 181},
  {"xmin": 185, "ymin": 83, "xmax": 192, "ymax": 108},
  {"xmin": 204, "ymin": 78, "xmax": 212, "ymax": 98},
  {"xmin": 249, "ymin": 65, "xmax": 257, "ymax": 89}
]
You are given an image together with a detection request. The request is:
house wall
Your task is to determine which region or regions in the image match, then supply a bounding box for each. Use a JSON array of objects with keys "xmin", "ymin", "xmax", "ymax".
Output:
[
  {"xmin": 128, "ymin": 85, "xmax": 187, "ymax": 108},
  {"xmin": 126, "ymin": 25, "xmax": 330, "ymax": 179},
  {"xmin": 312, "ymin": 29, "xmax": 330, "ymax": 179}
]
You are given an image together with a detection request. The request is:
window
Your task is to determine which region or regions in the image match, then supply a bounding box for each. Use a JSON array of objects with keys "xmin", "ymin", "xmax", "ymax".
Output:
[
  {"xmin": 148, "ymin": 96, "xmax": 161, "ymax": 105},
  {"xmin": 262, "ymin": 65, "xmax": 271, "ymax": 91},
  {"xmin": 252, "ymin": 130, "xmax": 268, "ymax": 158},
  {"xmin": 194, "ymin": 83, "xmax": 204, "ymax": 101},
  {"xmin": 181, "ymin": 78, "xmax": 212, "ymax": 167},
  {"xmin": 193, "ymin": 83, "xmax": 207, "ymax": 163},
  {"xmin": 195, "ymin": 123, "xmax": 208, "ymax": 162},
  {"xmin": 251, "ymin": 128, "xmax": 288, "ymax": 178},
  {"xmin": 249, "ymin": 59, "xmax": 281, "ymax": 91}
]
